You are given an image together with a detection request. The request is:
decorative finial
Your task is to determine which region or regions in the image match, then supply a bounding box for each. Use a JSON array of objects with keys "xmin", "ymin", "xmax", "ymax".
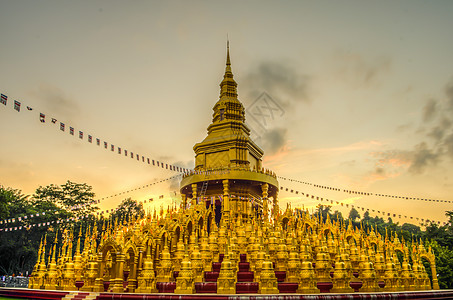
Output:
[{"xmin": 226, "ymin": 38, "xmax": 231, "ymax": 68}]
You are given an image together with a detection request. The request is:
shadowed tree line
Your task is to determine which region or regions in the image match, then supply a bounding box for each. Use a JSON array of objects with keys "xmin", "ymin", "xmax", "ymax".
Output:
[{"xmin": 0, "ymin": 181, "xmax": 144, "ymax": 277}]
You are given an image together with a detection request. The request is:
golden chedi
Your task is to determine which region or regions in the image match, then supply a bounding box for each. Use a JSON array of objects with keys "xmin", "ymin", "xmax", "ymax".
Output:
[
  {"xmin": 297, "ymin": 242, "xmax": 319, "ymax": 294},
  {"xmin": 258, "ymin": 254, "xmax": 279, "ymax": 294},
  {"xmin": 216, "ymin": 251, "xmax": 236, "ymax": 294},
  {"xmin": 331, "ymin": 241, "xmax": 354, "ymax": 293},
  {"xmin": 155, "ymin": 242, "xmax": 173, "ymax": 283},
  {"xmin": 136, "ymin": 251, "xmax": 158, "ymax": 293},
  {"xmin": 174, "ymin": 251, "xmax": 195, "ymax": 294}
]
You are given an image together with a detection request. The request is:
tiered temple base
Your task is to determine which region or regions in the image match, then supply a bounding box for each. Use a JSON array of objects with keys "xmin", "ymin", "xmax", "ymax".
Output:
[
  {"xmin": 8, "ymin": 253, "xmax": 452, "ymax": 299},
  {"xmin": 2, "ymin": 287, "xmax": 453, "ymax": 300}
]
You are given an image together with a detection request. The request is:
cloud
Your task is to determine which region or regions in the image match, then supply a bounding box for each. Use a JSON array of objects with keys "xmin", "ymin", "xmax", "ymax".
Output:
[
  {"xmin": 362, "ymin": 167, "xmax": 399, "ymax": 185},
  {"xmin": 241, "ymin": 60, "xmax": 311, "ymax": 108},
  {"xmin": 375, "ymin": 167, "xmax": 385, "ymax": 175},
  {"xmin": 31, "ymin": 84, "xmax": 80, "ymax": 120},
  {"xmin": 371, "ymin": 143, "xmax": 441, "ymax": 175},
  {"xmin": 445, "ymin": 79, "xmax": 453, "ymax": 109},
  {"xmin": 423, "ymin": 99, "xmax": 437, "ymax": 122},
  {"xmin": 427, "ymin": 118, "xmax": 451, "ymax": 142},
  {"xmin": 371, "ymin": 79, "xmax": 453, "ymax": 176},
  {"xmin": 408, "ymin": 142, "xmax": 441, "ymax": 174},
  {"xmin": 372, "ymin": 149, "xmax": 412, "ymax": 168},
  {"xmin": 260, "ymin": 127, "xmax": 288, "ymax": 155},
  {"xmin": 333, "ymin": 51, "xmax": 391, "ymax": 87},
  {"xmin": 443, "ymin": 132, "xmax": 453, "ymax": 159},
  {"xmin": 168, "ymin": 177, "xmax": 180, "ymax": 192}
]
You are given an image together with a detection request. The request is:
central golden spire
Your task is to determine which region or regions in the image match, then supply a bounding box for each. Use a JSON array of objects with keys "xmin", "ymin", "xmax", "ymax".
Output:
[
  {"xmin": 226, "ymin": 39, "xmax": 231, "ymax": 70},
  {"xmin": 218, "ymin": 40, "xmax": 239, "ymax": 105},
  {"xmin": 189, "ymin": 41, "xmax": 265, "ymax": 170}
]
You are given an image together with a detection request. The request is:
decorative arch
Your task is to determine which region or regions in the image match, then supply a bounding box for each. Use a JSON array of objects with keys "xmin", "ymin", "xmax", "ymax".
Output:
[
  {"xmin": 196, "ymin": 216, "xmax": 204, "ymax": 236},
  {"xmin": 97, "ymin": 238, "xmax": 123, "ymax": 290},
  {"xmin": 100, "ymin": 237, "xmax": 121, "ymax": 256},
  {"xmin": 206, "ymin": 211, "xmax": 213, "ymax": 235}
]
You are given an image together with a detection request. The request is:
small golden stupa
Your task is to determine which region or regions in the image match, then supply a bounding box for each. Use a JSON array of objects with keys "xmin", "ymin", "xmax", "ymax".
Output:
[{"xmin": 29, "ymin": 43, "xmax": 439, "ymax": 294}]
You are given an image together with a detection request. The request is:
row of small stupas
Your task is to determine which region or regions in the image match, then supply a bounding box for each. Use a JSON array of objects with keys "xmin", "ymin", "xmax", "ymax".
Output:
[
  {"xmin": 29, "ymin": 43, "xmax": 439, "ymax": 294},
  {"xmin": 28, "ymin": 201, "xmax": 439, "ymax": 294}
]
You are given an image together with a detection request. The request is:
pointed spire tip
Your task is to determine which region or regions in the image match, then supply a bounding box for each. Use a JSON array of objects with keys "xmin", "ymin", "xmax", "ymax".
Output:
[{"xmin": 225, "ymin": 36, "xmax": 231, "ymax": 68}]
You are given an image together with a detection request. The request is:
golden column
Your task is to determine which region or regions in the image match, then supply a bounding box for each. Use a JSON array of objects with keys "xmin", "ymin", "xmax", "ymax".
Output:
[
  {"xmin": 223, "ymin": 179, "xmax": 230, "ymax": 224},
  {"xmin": 191, "ymin": 184, "xmax": 198, "ymax": 206},
  {"xmin": 273, "ymin": 190, "xmax": 279, "ymax": 220},
  {"xmin": 136, "ymin": 245, "xmax": 144, "ymax": 282},
  {"xmin": 428, "ymin": 249, "xmax": 440, "ymax": 290},
  {"xmin": 182, "ymin": 194, "xmax": 187, "ymax": 211},
  {"xmin": 94, "ymin": 252, "xmax": 105, "ymax": 292},
  {"xmin": 127, "ymin": 255, "xmax": 138, "ymax": 292},
  {"xmin": 111, "ymin": 253, "xmax": 125, "ymax": 293},
  {"xmin": 261, "ymin": 183, "xmax": 269, "ymax": 221}
]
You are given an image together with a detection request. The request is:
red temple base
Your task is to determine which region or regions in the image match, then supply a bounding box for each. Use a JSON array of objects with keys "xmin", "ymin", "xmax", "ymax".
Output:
[{"xmin": 2, "ymin": 287, "xmax": 453, "ymax": 300}]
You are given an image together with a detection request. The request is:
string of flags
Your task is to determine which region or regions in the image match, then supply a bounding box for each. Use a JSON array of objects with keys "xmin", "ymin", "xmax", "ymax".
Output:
[
  {"xmin": 279, "ymin": 186, "xmax": 448, "ymax": 226},
  {"xmin": 0, "ymin": 197, "xmax": 164, "ymax": 233},
  {"xmin": 1, "ymin": 187, "xmax": 183, "ymax": 233},
  {"xmin": 0, "ymin": 174, "xmax": 181, "ymax": 226},
  {"xmin": 0, "ymin": 215, "xmax": 90, "ymax": 232},
  {"xmin": 0, "ymin": 92, "xmax": 192, "ymax": 174},
  {"xmin": 94, "ymin": 174, "xmax": 181, "ymax": 204},
  {"xmin": 277, "ymin": 176, "xmax": 452, "ymax": 204}
]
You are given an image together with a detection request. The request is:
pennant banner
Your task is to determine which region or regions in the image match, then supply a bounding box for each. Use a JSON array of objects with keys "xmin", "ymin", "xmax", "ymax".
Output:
[
  {"xmin": 1, "ymin": 91, "xmax": 192, "ymax": 175},
  {"xmin": 277, "ymin": 176, "xmax": 451, "ymax": 204},
  {"xmin": 279, "ymin": 185, "xmax": 446, "ymax": 226}
]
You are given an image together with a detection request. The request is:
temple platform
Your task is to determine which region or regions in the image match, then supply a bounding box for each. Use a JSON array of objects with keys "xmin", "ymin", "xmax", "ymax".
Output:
[{"xmin": 2, "ymin": 288, "xmax": 453, "ymax": 300}]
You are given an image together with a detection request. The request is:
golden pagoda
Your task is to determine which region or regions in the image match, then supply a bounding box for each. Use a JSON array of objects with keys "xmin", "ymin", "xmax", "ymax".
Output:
[
  {"xmin": 179, "ymin": 40, "xmax": 279, "ymax": 225},
  {"xmin": 28, "ymin": 43, "xmax": 440, "ymax": 295}
]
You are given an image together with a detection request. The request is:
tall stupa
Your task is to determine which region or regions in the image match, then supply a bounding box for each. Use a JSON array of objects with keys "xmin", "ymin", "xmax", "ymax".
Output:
[{"xmin": 180, "ymin": 41, "xmax": 279, "ymax": 224}]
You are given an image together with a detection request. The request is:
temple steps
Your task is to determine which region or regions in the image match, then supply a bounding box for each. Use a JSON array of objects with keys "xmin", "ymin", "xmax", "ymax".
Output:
[
  {"xmin": 161, "ymin": 253, "xmax": 293, "ymax": 293},
  {"xmin": 61, "ymin": 292, "xmax": 99, "ymax": 300},
  {"xmin": 195, "ymin": 282, "xmax": 217, "ymax": 293},
  {"xmin": 277, "ymin": 283, "xmax": 298, "ymax": 293},
  {"xmin": 236, "ymin": 282, "xmax": 259, "ymax": 293}
]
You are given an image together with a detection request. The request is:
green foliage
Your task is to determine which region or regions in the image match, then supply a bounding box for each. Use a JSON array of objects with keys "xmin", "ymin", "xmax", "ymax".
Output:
[
  {"xmin": 34, "ymin": 180, "xmax": 98, "ymax": 218},
  {"xmin": 0, "ymin": 182, "xmax": 148, "ymax": 277},
  {"xmin": 0, "ymin": 187, "xmax": 27, "ymax": 220},
  {"xmin": 110, "ymin": 198, "xmax": 145, "ymax": 224},
  {"xmin": 0, "ymin": 187, "xmax": 36, "ymax": 275},
  {"xmin": 348, "ymin": 207, "xmax": 360, "ymax": 222},
  {"xmin": 0, "ymin": 181, "xmax": 100, "ymax": 276}
]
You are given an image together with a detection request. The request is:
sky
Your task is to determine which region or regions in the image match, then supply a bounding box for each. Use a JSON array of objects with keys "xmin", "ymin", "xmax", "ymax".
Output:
[{"xmin": 1, "ymin": 0, "xmax": 453, "ymax": 225}]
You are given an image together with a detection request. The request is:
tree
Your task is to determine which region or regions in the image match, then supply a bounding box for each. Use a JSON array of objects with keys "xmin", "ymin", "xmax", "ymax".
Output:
[
  {"xmin": 34, "ymin": 180, "xmax": 99, "ymax": 218},
  {"xmin": 348, "ymin": 208, "xmax": 360, "ymax": 222},
  {"xmin": 315, "ymin": 204, "xmax": 332, "ymax": 223},
  {"xmin": 110, "ymin": 198, "xmax": 145, "ymax": 223},
  {"xmin": 0, "ymin": 187, "xmax": 35, "ymax": 275},
  {"xmin": 0, "ymin": 186, "xmax": 27, "ymax": 220},
  {"xmin": 363, "ymin": 211, "xmax": 371, "ymax": 222},
  {"xmin": 0, "ymin": 181, "xmax": 100, "ymax": 276}
]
